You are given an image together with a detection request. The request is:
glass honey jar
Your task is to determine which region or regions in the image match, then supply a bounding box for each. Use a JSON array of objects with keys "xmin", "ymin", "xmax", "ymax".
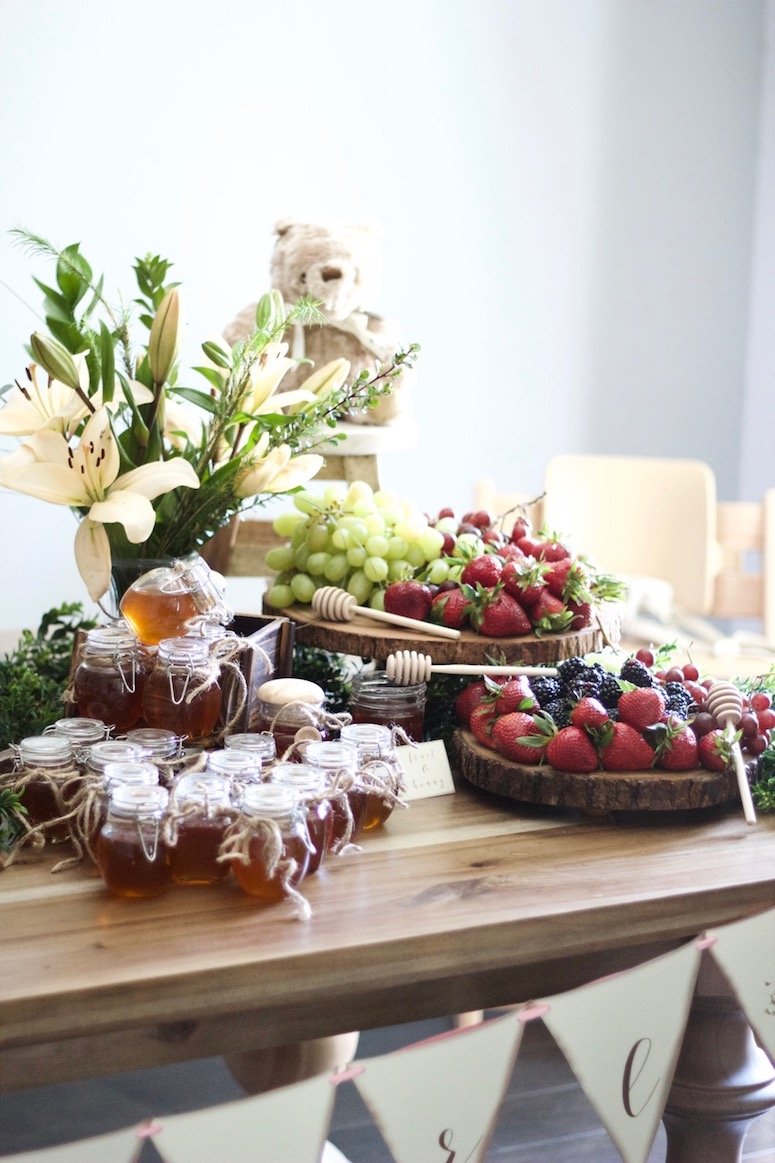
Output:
[
  {"xmin": 206, "ymin": 748, "xmax": 264, "ymax": 791},
  {"xmin": 229, "ymin": 785, "xmax": 312, "ymax": 902},
  {"xmin": 168, "ymin": 771, "xmax": 233, "ymax": 886},
  {"xmin": 12, "ymin": 734, "xmax": 79, "ymax": 841},
  {"xmin": 96, "ymin": 784, "xmax": 170, "ymax": 899},
  {"xmin": 73, "ymin": 625, "xmax": 151, "ymax": 733},
  {"xmin": 84, "ymin": 760, "xmax": 160, "ymax": 853},
  {"xmin": 49, "ymin": 717, "xmax": 109, "ymax": 751},
  {"xmin": 269, "ymin": 763, "xmax": 333, "ymax": 874},
  {"xmin": 86, "ymin": 739, "xmax": 151, "ymax": 778},
  {"xmin": 254, "ymin": 678, "xmax": 327, "ymax": 757},
  {"xmin": 142, "ymin": 637, "xmax": 222, "ymax": 742},
  {"xmin": 125, "ymin": 727, "xmax": 182, "ymax": 763},
  {"xmin": 349, "ymin": 672, "xmax": 426, "ymax": 741},
  {"xmin": 223, "ymin": 732, "xmax": 277, "ymax": 774},
  {"xmin": 118, "ymin": 555, "xmax": 230, "ymax": 647},
  {"xmin": 339, "ymin": 722, "xmax": 401, "ymax": 832},
  {"xmin": 303, "ymin": 739, "xmax": 360, "ymax": 846}
]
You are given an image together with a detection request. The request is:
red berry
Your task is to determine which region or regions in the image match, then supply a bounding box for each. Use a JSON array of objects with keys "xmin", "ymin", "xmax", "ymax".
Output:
[
  {"xmin": 691, "ymin": 711, "xmax": 716, "ymax": 738},
  {"xmin": 683, "ymin": 681, "xmax": 707, "ymax": 708},
  {"xmin": 664, "ymin": 666, "xmax": 685, "ymax": 684},
  {"xmin": 682, "ymin": 663, "xmax": 700, "ymax": 681},
  {"xmin": 739, "ymin": 712, "xmax": 759, "ymax": 740},
  {"xmin": 757, "ymin": 708, "xmax": 775, "ymax": 732},
  {"xmin": 635, "ymin": 648, "xmax": 656, "ymax": 668},
  {"xmin": 748, "ymin": 734, "xmax": 769, "ymax": 756},
  {"xmin": 752, "ymin": 691, "xmax": 773, "ymax": 712},
  {"xmin": 437, "ymin": 507, "xmax": 455, "ymax": 520}
]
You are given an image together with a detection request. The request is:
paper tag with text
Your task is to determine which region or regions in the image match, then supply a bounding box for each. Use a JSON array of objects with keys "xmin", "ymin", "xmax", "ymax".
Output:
[{"xmin": 396, "ymin": 740, "xmax": 456, "ymax": 800}]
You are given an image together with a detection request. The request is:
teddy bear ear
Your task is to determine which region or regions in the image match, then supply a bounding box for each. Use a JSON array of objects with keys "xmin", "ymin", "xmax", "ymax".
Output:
[{"xmin": 274, "ymin": 218, "xmax": 299, "ymax": 238}]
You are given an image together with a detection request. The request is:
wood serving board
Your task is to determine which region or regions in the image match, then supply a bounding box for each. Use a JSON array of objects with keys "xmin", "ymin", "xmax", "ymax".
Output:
[
  {"xmin": 452, "ymin": 728, "xmax": 747, "ymax": 814},
  {"xmin": 266, "ymin": 603, "xmax": 621, "ymax": 665}
]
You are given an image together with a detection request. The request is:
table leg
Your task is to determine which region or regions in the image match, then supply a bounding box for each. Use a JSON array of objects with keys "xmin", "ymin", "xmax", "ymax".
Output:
[{"xmin": 662, "ymin": 957, "xmax": 775, "ymax": 1162}]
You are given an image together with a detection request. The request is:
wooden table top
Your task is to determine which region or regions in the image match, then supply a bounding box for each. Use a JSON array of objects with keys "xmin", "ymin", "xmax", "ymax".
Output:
[{"xmin": 2, "ymin": 782, "xmax": 775, "ymax": 1089}]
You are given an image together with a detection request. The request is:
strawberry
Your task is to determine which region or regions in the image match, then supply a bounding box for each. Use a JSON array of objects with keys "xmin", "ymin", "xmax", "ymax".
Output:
[
  {"xmin": 491, "ymin": 712, "xmax": 547, "ymax": 764},
  {"xmin": 617, "ymin": 687, "xmax": 667, "ymax": 732},
  {"xmin": 509, "ymin": 514, "xmax": 532, "ymax": 544},
  {"xmin": 540, "ymin": 538, "xmax": 571, "ymax": 562},
  {"xmin": 384, "ymin": 580, "xmax": 433, "ymax": 621},
  {"xmin": 501, "ymin": 559, "xmax": 548, "ymax": 608},
  {"xmin": 570, "ymin": 697, "xmax": 609, "ymax": 731},
  {"xmin": 471, "ymin": 588, "xmax": 532, "ymax": 637},
  {"xmin": 455, "ymin": 680, "xmax": 488, "ymax": 726},
  {"xmin": 486, "ymin": 675, "xmax": 538, "ymax": 715},
  {"xmin": 515, "ymin": 534, "xmax": 546, "ymax": 559},
  {"xmin": 429, "ymin": 586, "xmax": 471, "ymax": 629},
  {"xmin": 546, "ymin": 725, "xmax": 599, "ymax": 772},
  {"xmin": 545, "ymin": 558, "xmax": 573, "ymax": 598},
  {"xmin": 461, "ymin": 554, "xmax": 503, "ymax": 589},
  {"xmin": 566, "ymin": 599, "xmax": 592, "ymax": 630},
  {"xmin": 599, "ymin": 722, "xmax": 656, "ymax": 771},
  {"xmin": 651, "ymin": 716, "xmax": 699, "ymax": 771},
  {"xmin": 697, "ymin": 729, "xmax": 734, "ymax": 772},
  {"xmin": 531, "ymin": 589, "xmax": 574, "ymax": 633},
  {"xmin": 469, "ymin": 703, "xmax": 498, "ymax": 748}
]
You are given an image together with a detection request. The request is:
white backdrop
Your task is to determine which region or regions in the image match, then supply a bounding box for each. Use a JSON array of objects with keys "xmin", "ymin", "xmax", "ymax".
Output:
[{"xmin": 0, "ymin": 0, "xmax": 769, "ymax": 631}]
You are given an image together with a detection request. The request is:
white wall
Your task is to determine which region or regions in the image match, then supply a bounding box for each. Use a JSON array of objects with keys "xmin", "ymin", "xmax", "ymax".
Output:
[{"xmin": 0, "ymin": 0, "xmax": 767, "ymax": 630}]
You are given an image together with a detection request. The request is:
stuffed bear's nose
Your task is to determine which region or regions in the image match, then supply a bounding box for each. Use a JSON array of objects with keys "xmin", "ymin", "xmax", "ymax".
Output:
[{"xmin": 320, "ymin": 266, "xmax": 342, "ymax": 282}]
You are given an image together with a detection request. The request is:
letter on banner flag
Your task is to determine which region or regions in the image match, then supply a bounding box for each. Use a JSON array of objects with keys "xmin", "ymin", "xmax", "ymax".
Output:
[
  {"xmin": 0, "ymin": 1127, "xmax": 139, "ymax": 1163},
  {"xmin": 541, "ymin": 942, "xmax": 701, "ymax": 1163},
  {"xmin": 153, "ymin": 1074, "xmax": 335, "ymax": 1163},
  {"xmin": 708, "ymin": 906, "xmax": 775, "ymax": 1062},
  {"xmin": 353, "ymin": 1010, "xmax": 522, "ymax": 1163}
]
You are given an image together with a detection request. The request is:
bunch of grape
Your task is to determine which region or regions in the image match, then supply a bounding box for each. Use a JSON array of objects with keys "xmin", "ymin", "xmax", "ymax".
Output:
[{"xmin": 265, "ymin": 482, "xmax": 446, "ymax": 610}]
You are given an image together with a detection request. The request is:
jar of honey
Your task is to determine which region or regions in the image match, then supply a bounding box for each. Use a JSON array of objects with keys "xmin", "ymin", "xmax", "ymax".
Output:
[
  {"xmin": 349, "ymin": 672, "xmax": 426, "ymax": 741},
  {"xmin": 12, "ymin": 735, "xmax": 79, "ymax": 840},
  {"xmin": 339, "ymin": 722, "xmax": 402, "ymax": 832},
  {"xmin": 74, "ymin": 625, "xmax": 151, "ymax": 733},
  {"xmin": 254, "ymin": 679, "xmax": 328, "ymax": 757},
  {"xmin": 269, "ymin": 763, "xmax": 333, "ymax": 874},
  {"xmin": 84, "ymin": 760, "xmax": 160, "ymax": 854},
  {"xmin": 229, "ymin": 785, "xmax": 312, "ymax": 902},
  {"xmin": 95, "ymin": 784, "xmax": 170, "ymax": 899},
  {"xmin": 169, "ymin": 771, "xmax": 233, "ymax": 886},
  {"xmin": 303, "ymin": 740, "xmax": 360, "ymax": 846},
  {"xmin": 142, "ymin": 637, "xmax": 222, "ymax": 742},
  {"xmin": 86, "ymin": 739, "xmax": 151, "ymax": 778},
  {"xmin": 118, "ymin": 555, "xmax": 231, "ymax": 647},
  {"xmin": 224, "ymin": 732, "xmax": 277, "ymax": 773},
  {"xmin": 125, "ymin": 727, "xmax": 182, "ymax": 763},
  {"xmin": 49, "ymin": 717, "xmax": 109, "ymax": 749},
  {"xmin": 206, "ymin": 749, "xmax": 264, "ymax": 791}
]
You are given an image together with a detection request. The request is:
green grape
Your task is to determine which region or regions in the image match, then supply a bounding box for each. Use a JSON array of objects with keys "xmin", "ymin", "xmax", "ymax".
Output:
[
  {"xmin": 331, "ymin": 526, "xmax": 350, "ymax": 550},
  {"xmin": 426, "ymin": 558, "xmax": 450, "ymax": 584},
  {"xmin": 346, "ymin": 569, "xmax": 373, "ymax": 605},
  {"xmin": 345, "ymin": 480, "xmax": 375, "ymax": 510},
  {"xmin": 291, "ymin": 521, "xmax": 309, "ymax": 549},
  {"xmin": 272, "ymin": 510, "xmax": 306, "ymax": 537},
  {"xmin": 418, "ymin": 527, "xmax": 445, "ymax": 561},
  {"xmin": 340, "ymin": 517, "xmax": 368, "ymax": 543},
  {"xmin": 290, "ymin": 573, "xmax": 316, "ymax": 604},
  {"xmin": 448, "ymin": 562, "xmax": 463, "ymax": 582},
  {"xmin": 374, "ymin": 488, "xmax": 400, "ymax": 508},
  {"xmin": 369, "ymin": 588, "xmax": 386, "ymax": 611},
  {"xmin": 293, "ymin": 544, "xmax": 310, "ymax": 570},
  {"xmin": 364, "ymin": 514, "xmax": 386, "ymax": 537},
  {"xmin": 405, "ymin": 543, "xmax": 425, "ymax": 568},
  {"xmin": 307, "ymin": 520, "xmax": 330, "ymax": 552},
  {"xmin": 346, "ymin": 545, "xmax": 367, "ymax": 567},
  {"xmin": 293, "ymin": 491, "xmax": 322, "ymax": 515},
  {"xmin": 388, "ymin": 558, "xmax": 412, "ymax": 581},
  {"xmin": 363, "ymin": 555, "xmax": 389, "ymax": 583},
  {"xmin": 385, "ymin": 535, "xmax": 409, "ymax": 560},
  {"xmin": 454, "ymin": 533, "xmax": 484, "ymax": 557},
  {"xmin": 323, "ymin": 483, "xmax": 347, "ymax": 507},
  {"xmin": 324, "ymin": 554, "xmax": 349, "ymax": 582},
  {"xmin": 264, "ymin": 545, "xmax": 295, "ymax": 573},
  {"xmin": 306, "ymin": 551, "xmax": 331, "ymax": 576},
  {"xmin": 365, "ymin": 534, "xmax": 390, "ymax": 557},
  {"xmin": 395, "ymin": 518, "xmax": 425, "ymax": 542},
  {"xmin": 267, "ymin": 583, "xmax": 294, "ymax": 608}
]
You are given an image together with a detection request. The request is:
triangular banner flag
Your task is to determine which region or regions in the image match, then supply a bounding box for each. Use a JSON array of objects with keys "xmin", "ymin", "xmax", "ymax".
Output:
[
  {"xmin": 707, "ymin": 906, "xmax": 775, "ymax": 1062},
  {"xmin": 353, "ymin": 1010, "xmax": 522, "ymax": 1162},
  {"xmin": 541, "ymin": 941, "xmax": 701, "ymax": 1163},
  {"xmin": 0, "ymin": 1127, "xmax": 139, "ymax": 1162},
  {"xmin": 153, "ymin": 1073, "xmax": 335, "ymax": 1163}
]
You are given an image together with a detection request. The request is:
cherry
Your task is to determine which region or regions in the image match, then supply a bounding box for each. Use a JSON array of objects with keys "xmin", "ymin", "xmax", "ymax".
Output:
[
  {"xmin": 683, "ymin": 681, "xmax": 707, "ymax": 707},
  {"xmin": 691, "ymin": 711, "xmax": 716, "ymax": 737},
  {"xmin": 635, "ymin": 648, "xmax": 656, "ymax": 668},
  {"xmin": 441, "ymin": 533, "xmax": 456, "ymax": 554},
  {"xmin": 701, "ymin": 678, "xmax": 716, "ymax": 690},
  {"xmin": 655, "ymin": 670, "xmax": 667, "ymax": 682},
  {"xmin": 739, "ymin": 712, "xmax": 759, "ymax": 740},
  {"xmin": 682, "ymin": 663, "xmax": 700, "ymax": 682},
  {"xmin": 756, "ymin": 708, "xmax": 775, "ymax": 732},
  {"xmin": 664, "ymin": 666, "xmax": 685, "ymax": 684},
  {"xmin": 747, "ymin": 733, "xmax": 770, "ymax": 756},
  {"xmin": 751, "ymin": 691, "xmax": 773, "ymax": 712},
  {"xmin": 437, "ymin": 507, "xmax": 455, "ymax": 520}
]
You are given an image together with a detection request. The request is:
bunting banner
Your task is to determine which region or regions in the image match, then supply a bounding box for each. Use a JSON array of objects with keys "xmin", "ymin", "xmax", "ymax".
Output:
[
  {"xmin": 540, "ymin": 941, "xmax": 702, "ymax": 1163},
  {"xmin": 707, "ymin": 908, "xmax": 775, "ymax": 1063},
  {"xmin": 152, "ymin": 1074, "xmax": 336, "ymax": 1163},
  {"xmin": 0, "ymin": 1127, "xmax": 140, "ymax": 1163},
  {"xmin": 352, "ymin": 1009, "xmax": 523, "ymax": 1162}
]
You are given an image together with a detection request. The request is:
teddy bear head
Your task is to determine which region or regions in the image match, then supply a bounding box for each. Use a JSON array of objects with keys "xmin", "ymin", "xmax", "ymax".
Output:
[{"xmin": 269, "ymin": 218, "xmax": 383, "ymax": 322}]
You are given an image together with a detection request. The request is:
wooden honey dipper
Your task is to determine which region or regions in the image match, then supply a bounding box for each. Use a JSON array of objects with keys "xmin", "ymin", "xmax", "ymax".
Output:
[
  {"xmin": 310, "ymin": 587, "xmax": 461, "ymax": 641},
  {"xmin": 705, "ymin": 680, "xmax": 757, "ymax": 825},
  {"xmin": 385, "ymin": 650, "xmax": 557, "ymax": 684}
]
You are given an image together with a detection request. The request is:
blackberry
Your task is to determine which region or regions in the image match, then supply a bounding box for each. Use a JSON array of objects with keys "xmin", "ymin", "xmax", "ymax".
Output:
[
  {"xmin": 557, "ymin": 656, "xmax": 592, "ymax": 690},
  {"xmin": 619, "ymin": 658, "xmax": 656, "ymax": 688},
  {"xmin": 599, "ymin": 672, "xmax": 623, "ymax": 709},
  {"xmin": 542, "ymin": 698, "xmax": 572, "ymax": 728},
  {"xmin": 663, "ymin": 681, "xmax": 692, "ymax": 716},
  {"xmin": 530, "ymin": 676, "xmax": 562, "ymax": 707},
  {"xmin": 565, "ymin": 677, "xmax": 602, "ymax": 703}
]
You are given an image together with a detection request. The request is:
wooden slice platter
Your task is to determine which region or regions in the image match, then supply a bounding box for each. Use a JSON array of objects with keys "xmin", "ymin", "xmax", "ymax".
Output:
[
  {"xmin": 266, "ymin": 603, "xmax": 621, "ymax": 665},
  {"xmin": 452, "ymin": 728, "xmax": 748, "ymax": 814}
]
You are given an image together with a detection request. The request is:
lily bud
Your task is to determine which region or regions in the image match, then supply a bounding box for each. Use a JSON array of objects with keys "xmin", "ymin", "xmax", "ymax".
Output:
[
  {"xmin": 201, "ymin": 339, "xmax": 232, "ymax": 369},
  {"xmin": 148, "ymin": 289, "xmax": 182, "ymax": 385},
  {"xmin": 299, "ymin": 358, "xmax": 351, "ymax": 400},
  {"xmin": 29, "ymin": 332, "xmax": 82, "ymax": 391},
  {"xmin": 255, "ymin": 290, "xmax": 286, "ymax": 333}
]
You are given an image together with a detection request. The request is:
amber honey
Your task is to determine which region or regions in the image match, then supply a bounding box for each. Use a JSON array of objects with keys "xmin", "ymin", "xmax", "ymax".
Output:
[
  {"xmin": 169, "ymin": 772, "xmax": 232, "ymax": 885},
  {"xmin": 231, "ymin": 829, "xmax": 310, "ymax": 901},
  {"xmin": 349, "ymin": 673, "xmax": 426, "ymax": 741},
  {"xmin": 348, "ymin": 788, "xmax": 392, "ymax": 833},
  {"xmin": 270, "ymin": 764, "xmax": 333, "ymax": 874},
  {"xmin": 95, "ymin": 785, "xmax": 169, "ymax": 899},
  {"xmin": 229, "ymin": 785, "xmax": 311, "ymax": 902},
  {"xmin": 254, "ymin": 678, "xmax": 327, "ymax": 757},
  {"xmin": 74, "ymin": 627, "xmax": 150, "ymax": 733},
  {"xmin": 120, "ymin": 583, "xmax": 200, "ymax": 646},
  {"xmin": 14, "ymin": 735, "xmax": 77, "ymax": 841},
  {"xmin": 142, "ymin": 637, "xmax": 222, "ymax": 741}
]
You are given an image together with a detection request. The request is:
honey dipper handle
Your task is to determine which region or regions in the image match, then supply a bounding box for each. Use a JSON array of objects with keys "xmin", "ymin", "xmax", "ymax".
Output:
[
  {"xmin": 429, "ymin": 663, "xmax": 558, "ymax": 677},
  {"xmin": 353, "ymin": 605, "xmax": 462, "ymax": 641},
  {"xmin": 730, "ymin": 740, "xmax": 757, "ymax": 825}
]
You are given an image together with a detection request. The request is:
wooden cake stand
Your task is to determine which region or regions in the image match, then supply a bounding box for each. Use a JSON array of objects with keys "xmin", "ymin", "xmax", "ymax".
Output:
[
  {"xmin": 269, "ymin": 603, "xmax": 621, "ymax": 665},
  {"xmin": 453, "ymin": 728, "xmax": 748, "ymax": 814}
]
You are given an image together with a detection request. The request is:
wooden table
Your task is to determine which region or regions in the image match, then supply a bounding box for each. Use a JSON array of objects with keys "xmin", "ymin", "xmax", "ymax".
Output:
[{"xmin": 2, "ymin": 782, "xmax": 775, "ymax": 1157}]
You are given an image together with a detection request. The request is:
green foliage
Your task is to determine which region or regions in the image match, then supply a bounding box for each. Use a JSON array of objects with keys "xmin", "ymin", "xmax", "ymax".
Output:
[
  {"xmin": 292, "ymin": 645, "xmax": 353, "ymax": 714},
  {"xmin": 753, "ymin": 745, "xmax": 775, "ymax": 812},
  {"xmin": 0, "ymin": 603, "xmax": 97, "ymax": 749},
  {"xmin": 0, "ymin": 787, "xmax": 27, "ymax": 854}
]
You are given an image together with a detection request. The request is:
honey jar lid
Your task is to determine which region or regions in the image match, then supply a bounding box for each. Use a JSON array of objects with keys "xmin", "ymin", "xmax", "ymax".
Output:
[{"xmin": 256, "ymin": 678, "xmax": 325, "ymax": 707}]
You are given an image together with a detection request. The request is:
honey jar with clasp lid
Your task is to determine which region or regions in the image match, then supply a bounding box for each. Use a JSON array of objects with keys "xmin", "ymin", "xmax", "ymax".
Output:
[
  {"xmin": 228, "ymin": 784, "xmax": 312, "ymax": 903},
  {"xmin": 142, "ymin": 636, "xmax": 222, "ymax": 742},
  {"xmin": 95, "ymin": 784, "xmax": 170, "ymax": 899},
  {"xmin": 168, "ymin": 771, "xmax": 233, "ymax": 886}
]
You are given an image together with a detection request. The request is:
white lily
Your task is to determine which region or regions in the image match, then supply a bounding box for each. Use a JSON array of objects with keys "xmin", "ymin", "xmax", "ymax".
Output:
[
  {"xmin": 234, "ymin": 433, "xmax": 323, "ymax": 499},
  {"xmin": 0, "ymin": 407, "xmax": 199, "ymax": 601},
  {"xmin": 239, "ymin": 342, "xmax": 316, "ymax": 416},
  {"xmin": 0, "ymin": 358, "xmax": 91, "ymax": 438}
]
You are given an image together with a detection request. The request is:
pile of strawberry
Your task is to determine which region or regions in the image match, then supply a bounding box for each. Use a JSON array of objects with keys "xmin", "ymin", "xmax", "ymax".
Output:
[
  {"xmin": 457, "ymin": 653, "xmax": 771, "ymax": 774},
  {"xmin": 384, "ymin": 508, "xmax": 624, "ymax": 637}
]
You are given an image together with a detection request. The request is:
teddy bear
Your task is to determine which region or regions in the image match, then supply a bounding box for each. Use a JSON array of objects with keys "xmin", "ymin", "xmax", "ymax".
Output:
[{"xmin": 224, "ymin": 218, "xmax": 413, "ymax": 425}]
